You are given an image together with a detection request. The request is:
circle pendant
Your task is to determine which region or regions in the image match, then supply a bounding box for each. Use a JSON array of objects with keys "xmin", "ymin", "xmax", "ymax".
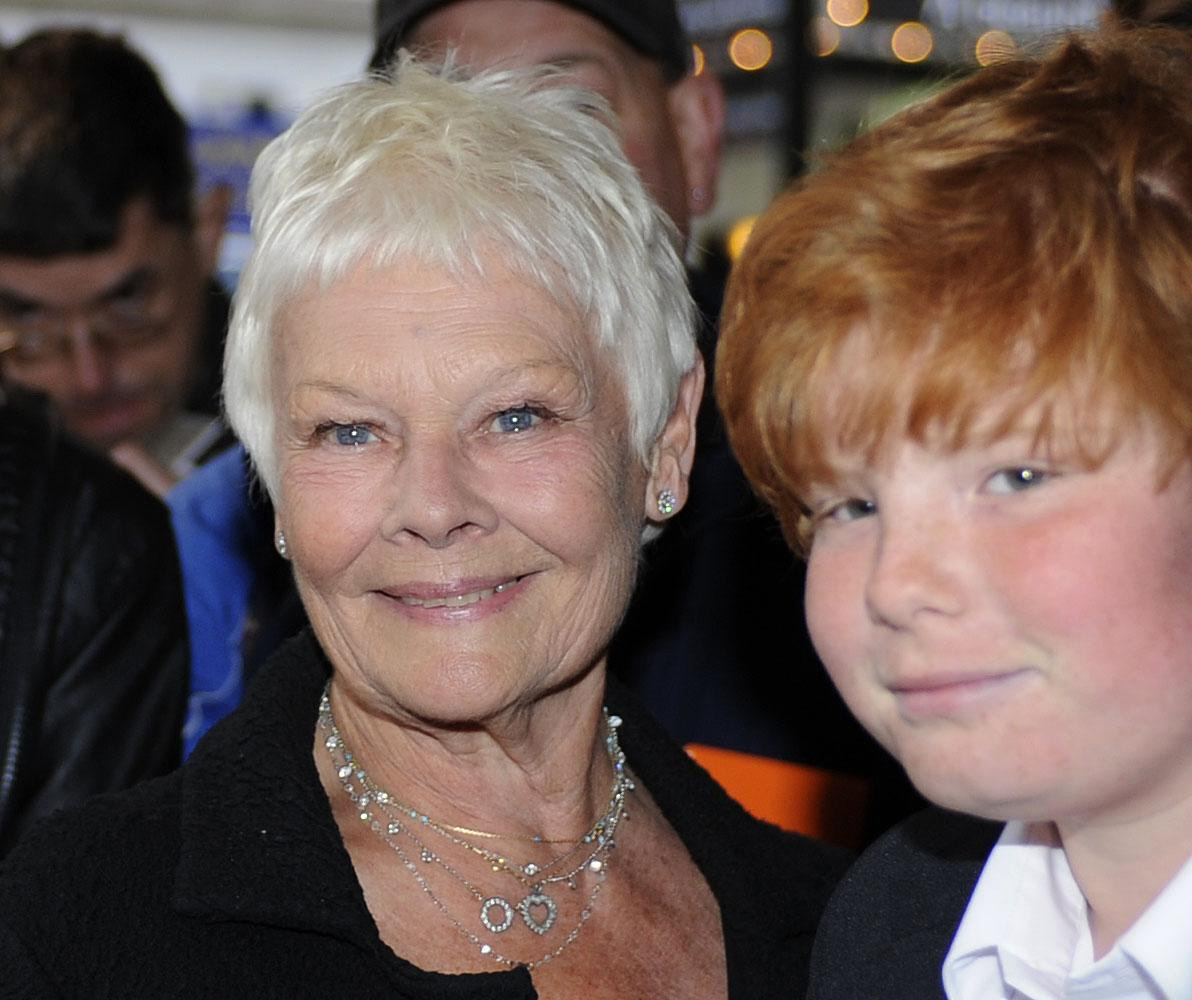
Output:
[{"xmin": 480, "ymin": 896, "xmax": 515, "ymax": 934}]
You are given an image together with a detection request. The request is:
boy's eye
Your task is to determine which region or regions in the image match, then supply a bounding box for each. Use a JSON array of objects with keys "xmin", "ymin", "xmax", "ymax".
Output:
[
  {"xmin": 986, "ymin": 467, "xmax": 1050, "ymax": 494},
  {"xmin": 820, "ymin": 497, "xmax": 876, "ymax": 524}
]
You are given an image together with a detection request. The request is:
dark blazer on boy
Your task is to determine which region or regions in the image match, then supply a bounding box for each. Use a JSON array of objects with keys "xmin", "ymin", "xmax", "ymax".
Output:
[{"xmin": 806, "ymin": 807, "xmax": 1002, "ymax": 999}]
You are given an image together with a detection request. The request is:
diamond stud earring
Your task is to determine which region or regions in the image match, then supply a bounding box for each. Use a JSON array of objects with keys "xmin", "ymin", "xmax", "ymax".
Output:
[
  {"xmin": 275, "ymin": 530, "xmax": 289, "ymax": 559},
  {"xmin": 657, "ymin": 488, "xmax": 678, "ymax": 517}
]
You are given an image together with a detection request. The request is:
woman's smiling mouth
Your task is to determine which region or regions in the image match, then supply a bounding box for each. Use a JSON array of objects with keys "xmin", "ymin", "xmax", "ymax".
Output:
[
  {"xmin": 377, "ymin": 575, "xmax": 534, "ymax": 616},
  {"xmin": 395, "ymin": 577, "xmax": 524, "ymax": 609}
]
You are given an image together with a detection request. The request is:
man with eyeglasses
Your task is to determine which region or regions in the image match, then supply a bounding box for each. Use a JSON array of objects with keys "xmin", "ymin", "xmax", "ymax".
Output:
[
  {"xmin": 0, "ymin": 28, "xmax": 195, "ymax": 854},
  {"xmin": 0, "ymin": 28, "xmax": 229, "ymax": 495}
]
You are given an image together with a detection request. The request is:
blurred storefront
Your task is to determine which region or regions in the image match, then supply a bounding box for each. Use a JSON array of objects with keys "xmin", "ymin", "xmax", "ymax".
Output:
[
  {"xmin": 2, "ymin": 0, "xmax": 1109, "ymax": 267},
  {"xmin": 678, "ymin": 0, "xmax": 1107, "ymax": 258}
]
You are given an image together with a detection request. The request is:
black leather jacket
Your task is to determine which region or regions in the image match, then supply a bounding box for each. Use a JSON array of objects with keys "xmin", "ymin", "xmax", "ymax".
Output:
[{"xmin": 0, "ymin": 388, "xmax": 188, "ymax": 857}]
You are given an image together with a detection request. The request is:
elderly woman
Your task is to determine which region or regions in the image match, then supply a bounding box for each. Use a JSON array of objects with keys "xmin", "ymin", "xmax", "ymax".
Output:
[
  {"xmin": 0, "ymin": 56, "xmax": 847, "ymax": 997},
  {"xmin": 717, "ymin": 27, "xmax": 1192, "ymax": 1000}
]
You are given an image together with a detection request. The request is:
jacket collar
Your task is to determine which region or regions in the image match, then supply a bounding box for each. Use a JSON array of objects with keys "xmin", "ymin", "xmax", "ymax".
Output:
[{"xmin": 174, "ymin": 630, "xmax": 372, "ymax": 942}]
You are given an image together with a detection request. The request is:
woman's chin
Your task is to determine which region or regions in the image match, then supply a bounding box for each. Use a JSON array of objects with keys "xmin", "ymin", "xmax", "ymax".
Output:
[{"xmin": 345, "ymin": 656, "xmax": 565, "ymax": 730}]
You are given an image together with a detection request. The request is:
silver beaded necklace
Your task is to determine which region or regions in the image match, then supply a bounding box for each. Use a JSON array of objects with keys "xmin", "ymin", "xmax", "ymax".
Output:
[{"xmin": 318, "ymin": 685, "xmax": 634, "ymax": 970}]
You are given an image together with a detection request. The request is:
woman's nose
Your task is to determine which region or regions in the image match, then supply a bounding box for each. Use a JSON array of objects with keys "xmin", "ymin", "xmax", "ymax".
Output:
[
  {"xmin": 380, "ymin": 437, "xmax": 495, "ymax": 549},
  {"xmin": 864, "ymin": 514, "xmax": 967, "ymax": 628}
]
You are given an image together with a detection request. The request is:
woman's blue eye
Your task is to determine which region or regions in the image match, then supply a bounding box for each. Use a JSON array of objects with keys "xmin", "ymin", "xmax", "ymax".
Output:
[
  {"xmin": 491, "ymin": 406, "xmax": 544, "ymax": 434},
  {"xmin": 987, "ymin": 467, "xmax": 1049, "ymax": 494},
  {"xmin": 331, "ymin": 424, "xmax": 376, "ymax": 447}
]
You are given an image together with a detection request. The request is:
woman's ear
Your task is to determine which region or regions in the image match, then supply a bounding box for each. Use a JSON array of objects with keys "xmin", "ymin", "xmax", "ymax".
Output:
[{"xmin": 645, "ymin": 357, "xmax": 705, "ymax": 523}]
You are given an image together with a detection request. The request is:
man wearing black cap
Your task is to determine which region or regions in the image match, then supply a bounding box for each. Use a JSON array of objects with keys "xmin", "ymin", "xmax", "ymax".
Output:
[
  {"xmin": 371, "ymin": 0, "xmax": 724, "ymax": 244},
  {"xmin": 367, "ymin": 1, "xmax": 912, "ymax": 845}
]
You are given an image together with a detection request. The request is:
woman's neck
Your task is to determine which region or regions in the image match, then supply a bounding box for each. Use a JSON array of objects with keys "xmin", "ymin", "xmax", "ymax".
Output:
[{"xmin": 318, "ymin": 666, "xmax": 615, "ymax": 843}]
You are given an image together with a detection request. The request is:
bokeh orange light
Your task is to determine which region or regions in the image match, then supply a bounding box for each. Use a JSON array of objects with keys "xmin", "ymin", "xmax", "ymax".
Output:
[
  {"xmin": 891, "ymin": 21, "xmax": 933, "ymax": 63},
  {"xmin": 728, "ymin": 28, "xmax": 774, "ymax": 71},
  {"xmin": 826, "ymin": 0, "xmax": 869, "ymax": 28},
  {"xmin": 813, "ymin": 16, "xmax": 842, "ymax": 56},
  {"xmin": 727, "ymin": 216, "xmax": 758, "ymax": 262}
]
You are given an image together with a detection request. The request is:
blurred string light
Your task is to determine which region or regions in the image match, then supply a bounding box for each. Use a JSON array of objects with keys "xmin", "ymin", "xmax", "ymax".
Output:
[
  {"xmin": 813, "ymin": 16, "xmax": 842, "ymax": 56},
  {"xmin": 728, "ymin": 27, "xmax": 774, "ymax": 71},
  {"xmin": 891, "ymin": 21, "xmax": 933, "ymax": 62},
  {"xmin": 974, "ymin": 29, "xmax": 1016, "ymax": 65},
  {"xmin": 692, "ymin": 43, "xmax": 707, "ymax": 75},
  {"xmin": 826, "ymin": 0, "xmax": 869, "ymax": 28},
  {"xmin": 726, "ymin": 215, "xmax": 758, "ymax": 262}
]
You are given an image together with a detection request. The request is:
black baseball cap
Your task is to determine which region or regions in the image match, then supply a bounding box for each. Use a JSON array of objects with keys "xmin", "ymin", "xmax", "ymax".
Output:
[{"xmin": 371, "ymin": 0, "xmax": 692, "ymax": 81}]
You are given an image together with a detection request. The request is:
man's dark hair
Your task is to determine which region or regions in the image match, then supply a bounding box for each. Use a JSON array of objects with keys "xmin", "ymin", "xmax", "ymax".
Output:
[{"xmin": 0, "ymin": 28, "xmax": 194, "ymax": 257}]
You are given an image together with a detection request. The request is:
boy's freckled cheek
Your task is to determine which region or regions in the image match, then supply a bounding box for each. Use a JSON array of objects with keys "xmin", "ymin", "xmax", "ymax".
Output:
[
  {"xmin": 804, "ymin": 555, "xmax": 863, "ymax": 670},
  {"xmin": 979, "ymin": 520, "xmax": 1098, "ymax": 627}
]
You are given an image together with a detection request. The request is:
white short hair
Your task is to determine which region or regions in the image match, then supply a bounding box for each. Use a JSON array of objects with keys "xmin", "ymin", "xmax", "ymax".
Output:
[{"xmin": 223, "ymin": 52, "xmax": 697, "ymax": 503}]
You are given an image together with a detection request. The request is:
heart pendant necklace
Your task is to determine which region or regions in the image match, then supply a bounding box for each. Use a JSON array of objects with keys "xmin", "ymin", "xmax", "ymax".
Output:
[{"xmin": 318, "ymin": 685, "xmax": 634, "ymax": 970}]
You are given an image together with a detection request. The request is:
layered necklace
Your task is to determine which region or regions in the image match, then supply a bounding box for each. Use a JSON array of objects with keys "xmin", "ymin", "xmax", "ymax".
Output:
[{"xmin": 318, "ymin": 684, "xmax": 634, "ymax": 970}]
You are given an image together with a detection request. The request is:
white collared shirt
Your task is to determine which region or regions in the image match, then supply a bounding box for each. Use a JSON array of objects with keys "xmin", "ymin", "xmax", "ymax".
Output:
[{"xmin": 942, "ymin": 821, "xmax": 1192, "ymax": 999}]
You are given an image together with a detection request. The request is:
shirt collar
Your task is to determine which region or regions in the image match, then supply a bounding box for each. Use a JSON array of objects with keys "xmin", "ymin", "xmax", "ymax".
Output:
[
  {"xmin": 1116, "ymin": 850, "xmax": 1192, "ymax": 999},
  {"xmin": 944, "ymin": 820, "xmax": 1192, "ymax": 1000},
  {"xmin": 945, "ymin": 821, "xmax": 1085, "ymax": 998}
]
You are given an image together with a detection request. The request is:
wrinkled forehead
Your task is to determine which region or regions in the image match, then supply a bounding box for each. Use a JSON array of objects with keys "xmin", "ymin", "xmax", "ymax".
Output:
[{"xmin": 273, "ymin": 248, "xmax": 611, "ymax": 383}]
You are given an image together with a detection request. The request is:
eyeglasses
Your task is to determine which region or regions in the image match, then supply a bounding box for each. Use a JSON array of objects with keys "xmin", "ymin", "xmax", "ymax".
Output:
[{"xmin": 0, "ymin": 275, "xmax": 179, "ymax": 365}]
